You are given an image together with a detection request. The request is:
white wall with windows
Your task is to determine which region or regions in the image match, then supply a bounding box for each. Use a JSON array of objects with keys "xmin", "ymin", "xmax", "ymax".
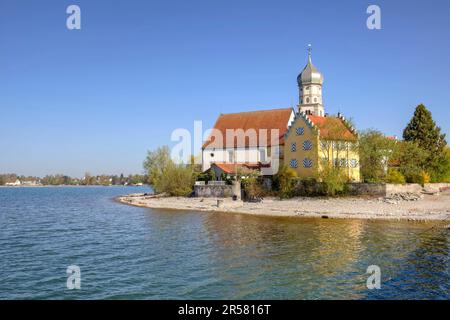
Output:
[{"xmin": 202, "ymin": 147, "xmax": 274, "ymax": 171}]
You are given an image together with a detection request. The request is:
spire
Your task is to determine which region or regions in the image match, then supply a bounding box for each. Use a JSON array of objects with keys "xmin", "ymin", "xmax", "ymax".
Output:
[{"xmin": 307, "ymin": 44, "xmax": 312, "ymax": 63}]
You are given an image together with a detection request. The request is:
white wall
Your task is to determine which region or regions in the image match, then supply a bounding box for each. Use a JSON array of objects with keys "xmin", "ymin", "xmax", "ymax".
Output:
[
  {"xmin": 202, "ymin": 147, "xmax": 268, "ymax": 172},
  {"xmin": 202, "ymin": 109, "xmax": 295, "ymax": 172}
]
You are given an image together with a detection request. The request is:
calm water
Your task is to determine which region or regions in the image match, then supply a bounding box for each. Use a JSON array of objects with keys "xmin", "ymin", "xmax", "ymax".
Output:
[{"xmin": 0, "ymin": 187, "xmax": 448, "ymax": 300}]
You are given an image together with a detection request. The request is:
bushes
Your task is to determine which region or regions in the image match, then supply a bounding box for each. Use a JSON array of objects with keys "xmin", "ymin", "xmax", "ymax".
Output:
[
  {"xmin": 241, "ymin": 176, "xmax": 264, "ymax": 201},
  {"xmin": 318, "ymin": 165, "xmax": 348, "ymax": 197},
  {"xmin": 143, "ymin": 146, "xmax": 195, "ymax": 196},
  {"xmin": 155, "ymin": 161, "xmax": 195, "ymax": 196},
  {"xmin": 273, "ymin": 165, "xmax": 298, "ymax": 199},
  {"xmin": 386, "ymin": 168, "xmax": 405, "ymax": 184}
]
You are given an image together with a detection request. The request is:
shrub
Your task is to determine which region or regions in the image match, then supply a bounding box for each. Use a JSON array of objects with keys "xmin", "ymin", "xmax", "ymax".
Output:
[
  {"xmin": 318, "ymin": 165, "xmax": 348, "ymax": 197},
  {"xmin": 421, "ymin": 171, "xmax": 431, "ymax": 185},
  {"xmin": 294, "ymin": 178, "xmax": 321, "ymax": 196},
  {"xmin": 386, "ymin": 168, "xmax": 405, "ymax": 184},
  {"xmin": 237, "ymin": 168, "xmax": 263, "ymax": 200},
  {"xmin": 143, "ymin": 146, "xmax": 195, "ymax": 196},
  {"xmin": 358, "ymin": 129, "xmax": 397, "ymax": 183},
  {"xmin": 273, "ymin": 165, "xmax": 298, "ymax": 199}
]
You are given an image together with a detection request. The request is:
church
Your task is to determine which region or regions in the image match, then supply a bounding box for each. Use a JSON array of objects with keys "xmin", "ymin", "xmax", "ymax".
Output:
[{"xmin": 202, "ymin": 49, "xmax": 360, "ymax": 182}]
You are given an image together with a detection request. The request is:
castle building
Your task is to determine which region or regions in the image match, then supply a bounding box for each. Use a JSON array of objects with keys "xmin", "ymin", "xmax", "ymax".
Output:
[{"xmin": 202, "ymin": 48, "xmax": 360, "ymax": 181}]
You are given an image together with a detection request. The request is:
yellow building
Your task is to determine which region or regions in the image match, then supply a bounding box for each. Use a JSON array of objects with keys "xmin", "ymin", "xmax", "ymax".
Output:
[
  {"xmin": 284, "ymin": 47, "xmax": 360, "ymax": 181},
  {"xmin": 284, "ymin": 112, "xmax": 360, "ymax": 181}
]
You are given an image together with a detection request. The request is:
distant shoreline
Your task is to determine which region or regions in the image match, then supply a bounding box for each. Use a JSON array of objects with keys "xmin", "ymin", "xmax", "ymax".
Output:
[
  {"xmin": 0, "ymin": 185, "xmax": 149, "ymax": 188},
  {"xmin": 116, "ymin": 192, "xmax": 450, "ymax": 222}
]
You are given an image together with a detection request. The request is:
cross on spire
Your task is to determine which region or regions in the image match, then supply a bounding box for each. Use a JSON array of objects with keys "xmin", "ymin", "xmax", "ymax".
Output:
[{"xmin": 307, "ymin": 44, "xmax": 312, "ymax": 62}]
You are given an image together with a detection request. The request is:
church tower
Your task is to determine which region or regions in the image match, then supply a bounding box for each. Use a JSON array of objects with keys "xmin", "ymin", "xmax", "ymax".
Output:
[{"xmin": 297, "ymin": 46, "xmax": 325, "ymax": 116}]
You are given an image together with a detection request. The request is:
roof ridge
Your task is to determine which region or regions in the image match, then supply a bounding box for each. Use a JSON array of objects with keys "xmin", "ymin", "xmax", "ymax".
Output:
[{"xmin": 219, "ymin": 107, "xmax": 293, "ymax": 116}]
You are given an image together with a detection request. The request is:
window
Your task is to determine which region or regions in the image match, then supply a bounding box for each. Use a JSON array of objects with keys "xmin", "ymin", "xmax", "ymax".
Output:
[
  {"xmin": 303, "ymin": 158, "xmax": 313, "ymax": 168},
  {"xmin": 291, "ymin": 142, "xmax": 297, "ymax": 152},
  {"xmin": 228, "ymin": 150, "xmax": 234, "ymax": 163},
  {"xmin": 259, "ymin": 149, "xmax": 266, "ymax": 162},
  {"xmin": 290, "ymin": 159, "xmax": 298, "ymax": 168},
  {"xmin": 314, "ymin": 97, "xmax": 317, "ymax": 103},
  {"xmin": 340, "ymin": 159, "xmax": 348, "ymax": 167},
  {"xmin": 303, "ymin": 140, "xmax": 313, "ymax": 151},
  {"xmin": 350, "ymin": 159, "xmax": 359, "ymax": 168},
  {"xmin": 305, "ymin": 86, "xmax": 309, "ymax": 91},
  {"xmin": 306, "ymin": 97, "xmax": 310, "ymax": 103},
  {"xmin": 296, "ymin": 127, "xmax": 304, "ymax": 136}
]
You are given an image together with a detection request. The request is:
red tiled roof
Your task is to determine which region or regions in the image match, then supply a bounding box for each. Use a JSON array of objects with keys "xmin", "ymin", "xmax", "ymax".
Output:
[
  {"xmin": 307, "ymin": 115, "xmax": 357, "ymax": 141},
  {"xmin": 211, "ymin": 162, "xmax": 268, "ymax": 174},
  {"xmin": 203, "ymin": 108, "xmax": 293, "ymax": 149}
]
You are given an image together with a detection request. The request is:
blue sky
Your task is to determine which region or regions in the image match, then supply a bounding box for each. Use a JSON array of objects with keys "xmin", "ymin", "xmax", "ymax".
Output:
[{"xmin": 1, "ymin": 0, "xmax": 449, "ymax": 177}]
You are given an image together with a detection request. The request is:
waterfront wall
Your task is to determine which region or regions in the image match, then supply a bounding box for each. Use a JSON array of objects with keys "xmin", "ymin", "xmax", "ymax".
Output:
[
  {"xmin": 348, "ymin": 183, "xmax": 450, "ymax": 197},
  {"xmin": 347, "ymin": 183, "xmax": 386, "ymax": 196},
  {"xmin": 195, "ymin": 180, "xmax": 450, "ymax": 198},
  {"xmin": 347, "ymin": 183, "xmax": 423, "ymax": 197},
  {"xmin": 194, "ymin": 181, "xmax": 244, "ymax": 198},
  {"xmin": 424, "ymin": 183, "xmax": 450, "ymax": 193}
]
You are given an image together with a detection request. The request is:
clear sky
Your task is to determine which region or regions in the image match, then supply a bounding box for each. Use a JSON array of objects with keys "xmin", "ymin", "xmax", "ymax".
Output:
[{"xmin": 1, "ymin": 0, "xmax": 449, "ymax": 177}]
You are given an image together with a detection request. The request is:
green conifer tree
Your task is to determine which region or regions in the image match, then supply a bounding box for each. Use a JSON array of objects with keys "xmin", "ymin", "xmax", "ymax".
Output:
[{"xmin": 403, "ymin": 104, "xmax": 448, "ymax": 181}]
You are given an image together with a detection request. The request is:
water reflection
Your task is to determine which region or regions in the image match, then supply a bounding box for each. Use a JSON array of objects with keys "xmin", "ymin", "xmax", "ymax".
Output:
[
  {"xmin": 198, "ymin": 213, "xmax": 448, "ymax": 299},
  {"xmin": 1, "ymin": 186, "xmax": 448, "ymax": 299}
]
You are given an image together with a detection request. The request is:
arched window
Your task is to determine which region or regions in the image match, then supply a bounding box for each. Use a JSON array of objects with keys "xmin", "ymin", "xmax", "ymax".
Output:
[
  {"xmin": 303, "ymin": 158, "xmax": 313, "ymax": 168},
  {"xmin": 306, "ymin": 97, "xmax": 310, "ymax": 103},
  {"xmin": 303, "ymin": 140, "xmax": 313, "ymax": 151},
  {"xmin": 291, "ymin": 142, "xmax": 297, "ymax": 152},
  {"xmin": 290, "ymin": 159, "xmax": 298, "ymax": 169},
  {"xmin": 314, "ymin": 97, "xmax": 317, "ymax": 103},
  {"xmin": 296, "ymin": 127, "xmax": 305, "ymax": 136}
]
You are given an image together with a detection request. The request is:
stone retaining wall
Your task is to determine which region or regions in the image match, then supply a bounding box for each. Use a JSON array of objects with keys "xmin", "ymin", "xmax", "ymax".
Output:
[
  {"xmin": 194, "ymin": 184, "xmax": 233, "ymax": 198},
  {"xmin": 346, "ymin": 183, "xmax": 386, "ymax": 196},
  {"xmin": 348, "ymin": 183, "xmax": 450, "ymax": 197}
]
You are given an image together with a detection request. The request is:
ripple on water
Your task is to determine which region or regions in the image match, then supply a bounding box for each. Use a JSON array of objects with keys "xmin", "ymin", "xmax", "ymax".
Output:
[{"xmin": 0, "ymin": 187, "xmax": 448, "ymax": 300}]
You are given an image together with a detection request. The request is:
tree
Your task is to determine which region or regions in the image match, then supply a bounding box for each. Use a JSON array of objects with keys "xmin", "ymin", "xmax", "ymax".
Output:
[
  {"xmin": 403, "ymin": 104, "xmax": 447, "ymax": 181},
  {"xmin": 443, "ymin": 147, "xmax": 450, "ymax": 182},
  {"xmin": 143, "ymin": 146, "xmax": 172, "ymax": 188},
  {"xmin": 391, "ymin": 141, "xmax": 429, "ymax": 184},
  {"xmin": 143, "ymin": 146, "xmax": 195, "ymax": 196},
  {"xmin": 358, "ymin": 129, "xmax": 396, "ymax": 182}
]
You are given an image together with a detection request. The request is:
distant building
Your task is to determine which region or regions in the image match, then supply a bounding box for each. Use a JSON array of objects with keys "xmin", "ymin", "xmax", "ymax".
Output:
[
  {"xmin": 21, "ymin": 180, "xmax": 42, "ymax": 186},
  {"xmin": 5, "ymin": 179, "xmax": 21, "ymax": 186}
]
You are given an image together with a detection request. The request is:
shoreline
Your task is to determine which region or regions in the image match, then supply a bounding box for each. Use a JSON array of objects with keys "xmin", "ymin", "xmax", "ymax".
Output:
[
  {"xmin": 116, "ymin": 191, "xmax": 450, "ymax": 222},
  {"xmin": 0, "ymin": 185, "xmax": 149, "ymax": 188}
]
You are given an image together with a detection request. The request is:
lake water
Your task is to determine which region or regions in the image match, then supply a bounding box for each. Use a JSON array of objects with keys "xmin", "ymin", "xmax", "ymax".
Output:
[{"xmin": 0, "ymin": 186, "xmax": 448, "ymax": 300}]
